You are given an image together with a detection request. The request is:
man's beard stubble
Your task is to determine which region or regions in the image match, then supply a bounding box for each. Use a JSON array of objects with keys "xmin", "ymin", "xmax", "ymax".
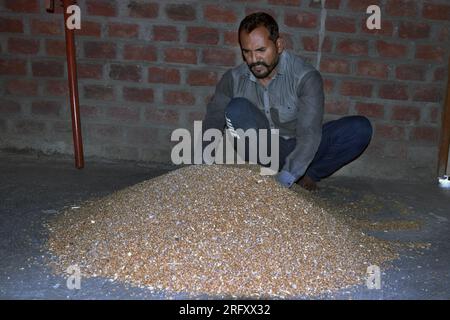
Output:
[{"xmin": 248, "ymin": 55, "xmax": 280, "ymax": 79}]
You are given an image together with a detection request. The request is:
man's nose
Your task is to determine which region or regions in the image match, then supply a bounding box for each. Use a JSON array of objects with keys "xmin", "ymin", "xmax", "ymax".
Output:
[{"xmin": 249, "ymin": 52, "xmax": 261, "ymax": 64}]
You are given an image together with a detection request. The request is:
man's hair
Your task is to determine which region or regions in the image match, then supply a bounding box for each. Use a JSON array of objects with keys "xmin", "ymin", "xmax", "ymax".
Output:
[{"xmin": 238, "ymin": 12, "xmax": 279, "ymax": 44}]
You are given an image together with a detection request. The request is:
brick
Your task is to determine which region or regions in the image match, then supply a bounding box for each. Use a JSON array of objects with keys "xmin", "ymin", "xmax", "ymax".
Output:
[
  {"xmin": 375, "ymin": 123, "xmax": 405, "ymax": 140},
  {"xmin": 284, "ymin": 12, "xmax": 318, "ymax": 29},
  {"xmin": 412, "ymin": 86, "xmax": 443, "ymax": 102},
  {"xmin": 45, "ymin": 80, "xmax": 69, "ymax": 96},
  {"xmin": 202, "ymin": 48, "xmax": 236, "ymax": 66},
  {"xmin": 325, "ymin": 100, "xmax": 349, "ymax": 115},
  {"xmin": 109, "ymin": 64, "xmax": 142, "ymax": 82},
  {"xmin": 379, "ymin": 84, "xmax": 408, "ymax": 100},
  {"xmin": 6, "ymin": 79, "xmax": 38, "ymax": 96},
  {"xmin": 84, "ymin": 42, "xmax": 116, "ymax": 59},
  {"xmin": 415, "ymin": 45, "xmax": 445, "ymax": 62},
  {"xmin": 84, "ymin": 85, "xmax": 115, "ymax": 100},
  {"xmin": 302, "ymin": 36, "xmax": 332, "ymax": 52},
  {"xmin": 164, "ymin": 91, "xmax": 195, "ymax": 106},
  {"xmin": 391, "ymin": 105, "xmax": 420, "ymax": 122},
  {"xmin": 187, "ymin": 27, "xmax": 219, "ymax": 45},
  {"xmin": 80, "ymin": 105, "xmax": 101, "ymax": 118},
  {"xmin": 45, "ymin": 39, "xmax": 66, "ymax": 56},
  {"xmin": 0, "ymin": 17, "xmax": 24, "ymax": 33},
  {"xmin": 398, "ymin": 22, "xmax": 430, "ymax": 39},
  {"xmin": 77, "ymin": 63, "xmax": 103, "ymax": 79},
  {"xmin": 126, "ymin": 127, "xmax": 158, "ymax": 145},
  {"xmin": 422, "ymin": 3, "xmax": 450, "ymax": 21},
  {"xmin": 355, "ymin": 102, "xmax": 384, "ymax": 119},
  {"xmin": 386, "ymin": 0, "xmax": 418, "ymax": 17},
  {"xmin": 14, "ymin": 120, "xmax": 46, "ymax": 135},
  {"xmin": 31, "ymin": 19, "xmax": 62, "ymax": 35},
  {"xmin": 123, "ymin": 44, "xmax": 157, "ymax": 62},
  {"xmin": 438, "ymin": 26, "xmax": 449, "ymax": 42},
  {"xmin": 434, "ymin": 67, "xmax": 446, "ymax": 82},
  {"xmin": 395, "ymin": 65, "xmax": 426, "ymax": 81},
  {"xmin": 31, "ymin": 100, "xmax": 61, "ymax": 116},
  {"xmin": 430, "ymin": 107, "xmax": 440, "ymax": 123},
  {"xmin": 347, "ymin": 0, "xmax": 381, "ymax": 11},
  {"xmin": 340, "ymin": 81, "xmax": 372, "ymax": 97},
  {"xmin": 32, "ymin": 61, "xmax": 64, "ymax": 77},
  {"xmin": 108, "ymin": 23, "xmax": 139, "ymax": 38},
  {"xmin": 322, "ymin": 78, "xmax": 334, "ymax": 94},
  {"xmin": 90, "ymin": 124, "xmax": 123, "ymax": 140},
  {"xmin": 164, "ymin": 48, "xmax": 197, "ymax": 64},
  {"xmin": 8, "ymin": 38, "xmax": 39, "ymax": 55},
  {"xmin": 310, "ymin": 0, "xmax": 341, "ymax": 8},
  {"xmin": 245, "ymin": 8, "xmax": 277, "ymax": 18},
  {"xmin": 357, "ymin": 61, "xmax": 389, "ymax": 79},
  {"xmin": 326, "ymin": 16, "xmax": 356, "ymax": 33},
  {"xmin": 5, "ymin": 0, "xmax": 39, "ymax": 13},
  {"xmin": 336, "ymin": 39, "xmax": 368, "ymax": 56},
  {"xmin": 0, "ymin": 59, "xmax": 27, "ymax": 76},
  {"xmin": 320, "ymin": 58, "xmax": 350, "ymax": 74},
  {"xmin": 148, "ymin": 67, "xmax": 180, "ymax": 84},
  {"xmin": 0, "ymin": 100, "xmax": 21, "ymax": 114},
  {"xmin": 269, "ymin": 0, "xmax": 301, "ymax": 5},
  {"xmin": 187, "ymin": 70, "xmax": 218, "ymax": 86},
  {"xmin": 186, "ymin": 112, "xmax": 204, "ymax": 125},
  {"xmin": 204, "ymin": 5, "xmax": 237, "ymax": 23},
  {"xmin": 106, "ymin": 106, "xmax": 140, "ymax": 122},
  {"xmin": 410, "ymin": 126, "xmax": 438, "ymax": 142},
  {"xmin": 361, "ymin": 19, "xmax": 393, "ymax": 36},
  {"xmin": 376, "ymin": 40, "xmax": 407, "ymax": 58},
  {"xmin": 145, "ymin": 107, "xmax": 179, "ymax": 124},
  {"xmin": 123, "ymin": 87, "xmax": 154, "ymax": 103},
  {"xmin": 165, "ymin": 4, "xmax": 196, "ymax": 21},
  {"xmin": 153, "ymin": 25, "xmax": 179, "ymax": 41},
  {"xmin": 75, "ymin": 21, "xmax": 101, "ymax": 37},
  {"xmin": 86, "ymin": 0, "xmax": 117, "ymax": 17},
  {"xmin": 224, "ymin": 31, "xmax": 238, "ymax": 46},
  {"xmin": 128, "ymin": 1, "xmax": 159, "ymax": 18}
]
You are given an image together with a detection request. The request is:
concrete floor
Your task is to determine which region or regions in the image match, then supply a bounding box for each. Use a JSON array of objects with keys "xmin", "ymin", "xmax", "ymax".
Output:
[{"xmin": 1, "ymin": 150, "xmax": 449, "ymax": 300}]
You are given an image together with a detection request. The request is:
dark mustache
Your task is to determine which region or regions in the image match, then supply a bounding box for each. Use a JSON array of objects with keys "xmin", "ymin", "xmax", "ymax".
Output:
[{"xmin": 249, "ymin": 62, "xmax": 269, "ymax": 68}]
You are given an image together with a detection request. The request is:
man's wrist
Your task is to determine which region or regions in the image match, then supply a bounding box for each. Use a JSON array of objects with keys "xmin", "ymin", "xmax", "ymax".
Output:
[{"xmin": 277, "ymin": 170, "xmax": 296, "ymax": 188}]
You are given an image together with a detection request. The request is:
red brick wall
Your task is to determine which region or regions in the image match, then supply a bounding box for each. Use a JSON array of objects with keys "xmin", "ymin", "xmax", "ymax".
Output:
[{"xmin": 0, "ymin": 0, "xmax": 449, "ymax": 179}]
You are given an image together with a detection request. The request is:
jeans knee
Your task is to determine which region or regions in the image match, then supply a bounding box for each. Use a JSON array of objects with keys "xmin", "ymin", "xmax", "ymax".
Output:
[
  {"xmin": 225, "ymin": 97, "xmax": 254, "ymax": 120},
  {"xmin": 353, "ymin": 116, "xmax": 373, "ymax": 145}
]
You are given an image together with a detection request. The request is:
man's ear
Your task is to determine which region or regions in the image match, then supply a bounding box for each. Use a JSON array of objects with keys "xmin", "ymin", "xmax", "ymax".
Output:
[{"xmin": 276, "ymin": 37, "xmax": 284, "ymax": 54}]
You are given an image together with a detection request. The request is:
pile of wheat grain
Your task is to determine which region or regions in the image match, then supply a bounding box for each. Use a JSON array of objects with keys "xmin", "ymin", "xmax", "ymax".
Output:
[{"xmin": 46, "ymin": 165, "xmax": 397, "ymax": 298}]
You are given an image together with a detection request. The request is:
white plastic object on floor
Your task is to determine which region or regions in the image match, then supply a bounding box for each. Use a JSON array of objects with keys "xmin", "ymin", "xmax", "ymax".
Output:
[{"xmin": 438, "ymin": 175, "xmax": 450, "ymax": 188}]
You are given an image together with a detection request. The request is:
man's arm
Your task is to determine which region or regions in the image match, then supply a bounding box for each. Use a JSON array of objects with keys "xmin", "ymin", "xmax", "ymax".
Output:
[
  {"xmin": 203, "ymin": 70, "xmax": 234, "ymax": 133},
  {"xmin": 278, "ymin": 70, "xmax": 324, "ymax": 187}
]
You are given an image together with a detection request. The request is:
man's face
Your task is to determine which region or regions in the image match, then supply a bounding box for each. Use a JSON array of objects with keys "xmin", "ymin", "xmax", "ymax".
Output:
[{"xmin": 239, "ymin": 26, "xmax": 283, "ymax": 80}]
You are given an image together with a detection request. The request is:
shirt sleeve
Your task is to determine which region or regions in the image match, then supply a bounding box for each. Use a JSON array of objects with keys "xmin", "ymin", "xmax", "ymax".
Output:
[
  {"xmin": 203, "ymin": 69, "xmax": 234, "ymax": 133},
  {"xmin": 280, "ymin": 70, "xmax": 324, "ymax": 183}
]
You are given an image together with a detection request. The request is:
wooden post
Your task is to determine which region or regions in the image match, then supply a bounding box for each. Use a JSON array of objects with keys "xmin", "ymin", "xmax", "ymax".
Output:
[{"xmin": 437, "ymin": 56, "xmax": 450, "ymax": 177}]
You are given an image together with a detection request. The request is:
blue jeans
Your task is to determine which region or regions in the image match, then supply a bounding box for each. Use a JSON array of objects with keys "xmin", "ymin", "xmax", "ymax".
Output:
[{"xmin": 224, "ymin": 97, "xmax": 372, "ymax": 182}]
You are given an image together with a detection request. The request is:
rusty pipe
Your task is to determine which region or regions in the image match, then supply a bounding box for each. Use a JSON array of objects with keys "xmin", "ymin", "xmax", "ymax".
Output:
[{"xmin": 62, "ymin": 0, "xmax": 84, "ymax": 169}]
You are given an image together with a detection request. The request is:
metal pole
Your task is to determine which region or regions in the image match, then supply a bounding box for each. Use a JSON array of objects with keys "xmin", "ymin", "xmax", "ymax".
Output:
[
  {"xmin": 62, "ymin": 0, "xmax": 84, "ymax": 169},
  {"xmin": 437, "ymin": 56, "xmax": 450, "ymax": 177}
]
